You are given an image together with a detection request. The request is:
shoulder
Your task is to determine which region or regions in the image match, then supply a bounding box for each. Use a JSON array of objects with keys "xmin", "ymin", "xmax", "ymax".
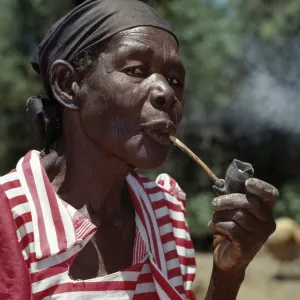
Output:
[
  {"xmin": 0, "ymin": 169, "xmax": 25, "ymax": 203},
  {"xmin": 136, "ymin": 172, "xmax": 187, "ymax": 211},
  {"xmin": 0, "ymin": 170, "xmax": 31, "ymax": 299},
  {"xmin": 155, "ymin": 173, "xmax": 186, "ymax": 201}
]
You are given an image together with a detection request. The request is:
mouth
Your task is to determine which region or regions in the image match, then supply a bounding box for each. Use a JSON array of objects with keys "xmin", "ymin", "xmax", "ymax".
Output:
[{"xmin": 141, "ymin": 120, "xmax": 176, "ymax": 146}]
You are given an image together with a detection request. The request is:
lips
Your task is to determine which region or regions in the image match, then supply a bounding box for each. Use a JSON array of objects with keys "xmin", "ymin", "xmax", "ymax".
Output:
[{"xmin": 141, "ymin": 120, "xmax": 176, "ymax": 146}]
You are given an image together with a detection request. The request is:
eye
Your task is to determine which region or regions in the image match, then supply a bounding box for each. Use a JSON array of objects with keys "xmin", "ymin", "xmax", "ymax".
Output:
[
  {"xmin": 167, "ymin": 77, "xmax": 182, "ymax": 87},
  {"xmin": 124, "ymin": 66, "xmax": 146, "ymax": 77}
]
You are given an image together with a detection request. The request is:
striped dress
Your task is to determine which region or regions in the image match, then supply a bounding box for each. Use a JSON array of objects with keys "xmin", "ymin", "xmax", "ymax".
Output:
[{"xmin": 0, "ymin": 150, "xmax": 197, "ymax": 299}]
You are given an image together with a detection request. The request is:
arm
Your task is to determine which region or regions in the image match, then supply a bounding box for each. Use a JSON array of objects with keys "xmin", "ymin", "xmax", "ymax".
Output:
[
  {"xmin": 205, "ymin": 264, "xmax": 245, "ymax": 300},
  {"xmin": 0, "ymin": 185, "xmax": 31, "ymax": 300},
  {"xmin": 204, "ymin": 178, "xmax": 278, "ymax": 300}
]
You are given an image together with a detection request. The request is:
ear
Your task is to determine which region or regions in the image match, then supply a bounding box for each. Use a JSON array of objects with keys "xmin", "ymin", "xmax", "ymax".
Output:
[{"xmin": 49, "ymin": 60, "xmax": 80, "ymax": 110}]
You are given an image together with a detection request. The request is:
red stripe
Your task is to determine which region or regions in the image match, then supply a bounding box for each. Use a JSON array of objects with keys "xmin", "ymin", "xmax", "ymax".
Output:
[
  {"xmin": 1, "ymin": 178, "xmax": 21, "ymax": 191},
  {"xmin": 127, "ymin": 182, "xmax": 150, "ymax": 248},
  {"xmin": 133, "ymin": 292, "xmax": 159, "ymax": 299},
  {"xmin": 15, "ymin": 212, "xmax": 32, "ymax": 229},
  {"xmin": 133, "ymin": 230, "xmax": 146, "ymax": 264},
  {"xmin": 9, "ymin": 194, "xmax": 28, "ymax": 209},
  {"xmin": 7, "ymin": 162, "xmax": 196, "ymax": 297},
  {"xmin": 19, "ymin": 232, "xmax": 34, "ymax": 250},
  {"xmin": 168, "ymin": 266, "xmax": 182, "ymax": 279},
  {"xmin": 137, "ymin": 272, "xmax": 153, "ymax": 283},
  {"xmin": 33, "ymin": 281, "xmax": 138, "ymax": 300},
  {"xmin": 149, "ymin": 262, "xmax": 182, "ymax": 300},
  {"xmin": 22, "ymin": 152, "xmax": 50, "ymax": 257},
  {"xmin": 31, "ymin": 262, "xmax": 70, "ymax": 283},
  {"xmin": 178, "ymin": 255, "xmax": 196, "ymax": 267},
  {"xmin": 41, "ymin": 166, "xmax": 67, "ymax": 252},
  {"xmin": 169, "ymin": 177, "xmax": 177, "ymax": 192},
  {"xmin": 152, "ymin": 198, "xmax": 182, "ymax": 212},
  {"xmin": 157, "ymin": 215, "xmax": 189, "ymax": 232},
  {"xmin": 184, "ymin": 273, "xmax": 196, "ymax": 283},
  {"xmin": 134, "ymin": 175, "xmax": 163, "ymax": 271}
]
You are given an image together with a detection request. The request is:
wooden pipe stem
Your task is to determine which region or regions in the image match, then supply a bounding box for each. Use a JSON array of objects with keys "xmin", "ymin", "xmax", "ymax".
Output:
[{"xmin": 169, "ymin": 135, "xmax": 218, "ymax": 182}]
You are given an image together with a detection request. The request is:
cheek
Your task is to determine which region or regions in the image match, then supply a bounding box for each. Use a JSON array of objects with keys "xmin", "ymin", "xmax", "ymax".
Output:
[{"xmin": 79, "ymin": 74, "xmax": 145, "ymax": 146}]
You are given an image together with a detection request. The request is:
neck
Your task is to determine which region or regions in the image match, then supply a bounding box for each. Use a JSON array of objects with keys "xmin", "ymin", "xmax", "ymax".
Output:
[{"xmin": 41, "ymin": 119, "xmax": 131, "ymax": 223}]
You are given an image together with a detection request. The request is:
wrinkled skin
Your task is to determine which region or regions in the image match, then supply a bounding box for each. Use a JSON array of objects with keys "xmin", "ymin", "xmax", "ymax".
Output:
[
  {"xmin": 74, "ymin": 27, "xmax": 185, "ymax": 170},
  {"xmin": 210, "ymin": 178, "xmax": 278, "ymax": 271},
  {"xmin": 47, "ymin": 26, "xmax": 278, "ymax": 298}
]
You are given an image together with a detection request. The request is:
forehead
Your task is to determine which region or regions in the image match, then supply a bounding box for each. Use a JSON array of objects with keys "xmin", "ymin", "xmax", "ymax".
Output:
[{"xmin": 107, "ymin": 27, "xmax": 183, "ymax": 65}]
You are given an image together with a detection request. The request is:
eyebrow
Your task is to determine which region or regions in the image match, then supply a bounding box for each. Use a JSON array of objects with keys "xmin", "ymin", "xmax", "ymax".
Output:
[
  {"xmin": 115, "ymin": 40, "xmax": 185, "ymax": 75},
  {"xmin": 116, "ymin": 41, "xmax": 154, "ymax": 58}
]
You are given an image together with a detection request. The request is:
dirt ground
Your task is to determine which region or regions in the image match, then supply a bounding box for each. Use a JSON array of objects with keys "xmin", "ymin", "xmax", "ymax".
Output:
[{"xmin": 192, "ymin": 248, "xmax": 300, "ymax": 300}]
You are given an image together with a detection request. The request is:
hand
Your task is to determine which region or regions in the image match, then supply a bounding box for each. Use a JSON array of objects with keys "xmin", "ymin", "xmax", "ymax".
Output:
[{"xmin": 208, "ymin": 178, "xmax": 278, "ymax": 272}]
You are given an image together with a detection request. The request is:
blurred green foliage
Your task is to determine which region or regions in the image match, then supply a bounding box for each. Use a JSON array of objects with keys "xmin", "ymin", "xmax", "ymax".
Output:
[{"xmin": 1, "ymin": 0, "xmax": 300, "ymax": 246}]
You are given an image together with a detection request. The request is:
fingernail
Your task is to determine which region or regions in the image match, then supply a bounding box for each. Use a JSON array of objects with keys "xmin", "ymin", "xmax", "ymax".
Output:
[
  {"xmin": 212, "ymin": 198, "xmax": 218, "ymax": 207},
  {"xmin": 207, "ymin": 221, "xmax": 213, "ymax": 228}
]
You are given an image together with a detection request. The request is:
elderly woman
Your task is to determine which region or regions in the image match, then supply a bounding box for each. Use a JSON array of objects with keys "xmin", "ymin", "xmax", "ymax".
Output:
[{"xmin": 0, "ymin": 0, "xmax": 278, "ymax": 299}]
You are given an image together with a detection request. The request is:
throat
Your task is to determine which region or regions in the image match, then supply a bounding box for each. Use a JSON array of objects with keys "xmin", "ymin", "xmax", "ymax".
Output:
[
  {"xmin": 69, "ymin": 213, "xmax": 136, "ymax": 280},
  {"xmin": 69, "ymin": 186, "xmax": 137, "ymax": 280}
]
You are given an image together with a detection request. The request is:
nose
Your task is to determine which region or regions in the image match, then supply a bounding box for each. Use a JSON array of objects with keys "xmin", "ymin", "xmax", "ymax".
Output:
[{"xmin": 149, "ymin": 74, "xmax": 176, "ymax": 110}]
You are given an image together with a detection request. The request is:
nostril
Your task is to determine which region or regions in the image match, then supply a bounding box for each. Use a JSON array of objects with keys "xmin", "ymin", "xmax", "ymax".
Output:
[{"xmin": 156, "ymin": 97, "xmax": 166, "ymax": 107}]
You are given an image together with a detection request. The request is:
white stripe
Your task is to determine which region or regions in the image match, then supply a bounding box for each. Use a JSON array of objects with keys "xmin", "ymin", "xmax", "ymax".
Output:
[
  {"xmin": 30, "ymin": 154, "xmax": 60, "ymax": 256},
  {"xmin": 150, "ymin": 257, "xmax": 182, "ymax": 299},
  {"xmin": 159, "ymin": 224, "xmax": 190, "ymax": 241},
  {"xmin": 166, "ymin": 258, "xmax": 180, "ymax": 271},
  {"xmin": 184, "ymin": 280, "xmax": 194, "ymax": 290},
  {"xmin": 156, "ymin": 173, "xmax": 171, "ymax": 191},
  {"xmin": 163, "ymin": 240, "xmax": 177, "ymax": 253},
  {"xmin": 128, "ymin": 175, "xmax": 167, "ymax": 276},
  {"xmin": 126, "ymin": 176, "xmax": 155, "ymax": 257},
  {"xmin": 17, "ymin": 156, "xmax": 42, "ymax": 258},
  {"xmin": 177, "ymin": 246, "xmax": 195, "ymax": 258},
  {"xmin": 30, "ymin": 243, "xmax": 82, "ymax": 273},
  {"xmin": 11, "ymin": 202, "xmax": 31, "ymax": 218},
  {"xmin": 135, "ymin": 282, "xmax": 156, "ymax": 294},
  {"xmin": 32, "ymin": 270, "xmax": 71, "ymax": 293},
  {"xmin": 149, "ymin": 192, "xmax": 184, "ymax": 210},
  {"xmin": 22, "ymin": 242, "xmax": 35, "ymax": 260},
  {"xmin": 141, "ymin": 263, "xmax": 151, "ymax": 274},
  {"xmin": 149, "ymin": 191, "xmax": 165, "ymax": 202},
  {"xmin": 76, "ymin": 220, "xmax": 93, "ymax": 239},
  {"xmin": 44, "ymin": 291, "xmax": 135, "ymax": 300},
  {"xmin": 168, "ymin": 209, "xmax": 186, "ymax": 222},
  {"xmin": 135, "ymin": 215, "xmax": 150, "ymax": 253},
  {"xmin": 169, "ymin": 276, "xmax": 183, "ymax": 287},
  {"xmin": 5, "ymin": 187, "xmax": 24, "ymax": 199},
  {"xmin": 180, "ymin": 265, "xmax": 197, "ymax": 276},
  {"xmin": 159, "ymin": 223, "xmax": 173, "ymax": 235},
  {"xmin": 165, "ymin": 193, "xmax": 185, "ymax": 209},
  {"xmin": 143, "ymin": 181, "xmax": 157, "ymax": 189},
  {"xmin": 57, "ymin": 197, "xmax": 76, "ymax": 249},
  {"xmin": 0, "ymin": 171, "xmax": 18, "ymax": 184},
  {"xmin": 32, "ymin": 270, "xmax": 141, "ymax": 294},
  {"xmin": 153, "ymin": 278, "xmax": 170, "ymax": 300},
  {"xmin": 155, "ymin": 206, "xmax": 169, "ymax": 219},
  {"xmin": 16, "ymin": 221, "xmax": 33, "ymax": 242}
]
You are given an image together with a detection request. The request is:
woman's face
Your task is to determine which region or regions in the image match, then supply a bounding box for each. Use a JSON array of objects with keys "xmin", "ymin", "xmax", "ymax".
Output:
[{"xmin": 78, "ymin": 26, "xmax": 185, "ymax": 169}]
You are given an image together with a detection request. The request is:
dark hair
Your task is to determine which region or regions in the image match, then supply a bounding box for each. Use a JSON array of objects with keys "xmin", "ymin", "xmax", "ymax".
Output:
[{"xmin": 28, "ymin": 42, "xmax": 109, "ymax": 154}]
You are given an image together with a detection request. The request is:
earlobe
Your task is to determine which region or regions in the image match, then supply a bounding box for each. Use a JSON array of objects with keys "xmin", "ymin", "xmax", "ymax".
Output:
[{"xmin": 49, "ymin": 60, "xmax": 80, "ymax": 110}]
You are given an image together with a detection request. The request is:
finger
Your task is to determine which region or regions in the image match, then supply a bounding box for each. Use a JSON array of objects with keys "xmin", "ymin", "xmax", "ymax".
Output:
[
  {"xmin": 245, "ymin": 178, "xmax": 279, "ymax": 209},
  {"xmin": 212, "ymin": 193, "xmax": 273, "ymax": 223},
  {"xmin": 213, "ymin": 209, "xmax": 276, "ymax": 239},
  {"xmin": 208, "ymin": 220, "xmax": 259, "ymax": 252}
]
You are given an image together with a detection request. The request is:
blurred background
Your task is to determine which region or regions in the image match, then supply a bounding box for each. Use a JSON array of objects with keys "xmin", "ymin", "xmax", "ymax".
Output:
[{"xmin": 1, "ymin": 0, "xmax": 300, "ymax": 298}]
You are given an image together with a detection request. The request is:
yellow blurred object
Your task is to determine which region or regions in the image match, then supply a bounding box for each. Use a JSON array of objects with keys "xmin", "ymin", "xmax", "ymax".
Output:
[{"xmin": 265, "ymin": 217, "xmax": 300, "ymax": 263}]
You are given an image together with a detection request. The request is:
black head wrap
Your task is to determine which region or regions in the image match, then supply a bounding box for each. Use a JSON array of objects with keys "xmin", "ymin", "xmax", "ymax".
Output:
[{"xmin": 27, "ymin": 0, "xmax": 178, "ymax": 152}]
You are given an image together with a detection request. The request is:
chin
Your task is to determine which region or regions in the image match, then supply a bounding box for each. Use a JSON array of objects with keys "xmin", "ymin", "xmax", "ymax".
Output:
[
  {"xmin": 122, "ymin": 135, "xmax": 173, "ymax": 170},
  {"xmin": 129, "ymin": 151, "xmax": 170, "ymax": 171}
]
